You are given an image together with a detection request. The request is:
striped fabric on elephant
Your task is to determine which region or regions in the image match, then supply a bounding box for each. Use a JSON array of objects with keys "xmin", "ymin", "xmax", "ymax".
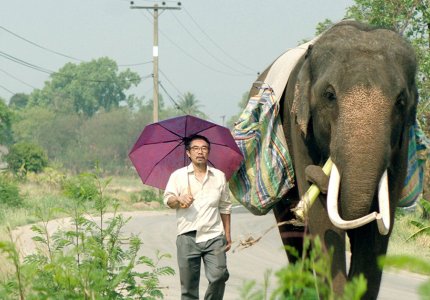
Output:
[
  {"xmin": 229, "ymin": 87, "xmax": 295, "ymax": 215},
  {"xmin": 399, "ymin": 122, "xmax": 430, "ymax": 207}
]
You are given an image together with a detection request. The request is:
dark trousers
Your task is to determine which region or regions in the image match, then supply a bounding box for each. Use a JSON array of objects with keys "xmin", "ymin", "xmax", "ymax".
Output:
[{"xmin": 176, "ymin": 232, "xmax": 229, "ymax": 300}]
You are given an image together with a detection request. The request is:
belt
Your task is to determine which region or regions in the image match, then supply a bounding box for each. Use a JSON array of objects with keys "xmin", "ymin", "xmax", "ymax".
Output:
[{"xmin": 181, "ymin": 230, "xmax": 197, "ymax": 236}]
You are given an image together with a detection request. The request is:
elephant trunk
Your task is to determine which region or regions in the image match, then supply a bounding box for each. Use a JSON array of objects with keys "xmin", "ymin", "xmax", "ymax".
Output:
[
  {"xmin": 339, "ymin": 157, "xmax": 383, "ymax": 219},
  {"xmin": 327, "ymin": 86, "xmax": 392, "ymax": 235}
]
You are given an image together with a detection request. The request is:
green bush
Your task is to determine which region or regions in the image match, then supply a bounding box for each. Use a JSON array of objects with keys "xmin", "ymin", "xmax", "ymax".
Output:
[
  {"xmin": 6, "ymin": 142, "xmax": 48, "ymax": 176},
  {"xmin": 130, "ymin": 189, "xmax": 163, "ymax": 204},
  {"xmin": 0, "ymin": 170, "xmax": 174, "ymax": 299},
  {"xmin": 0, "ymin": 176, "xmax": 23, "ymax": 207},
  {"xmin": 62, "ymin": 173, "xmax": 99, "ymax": 202},
  {"xmin": 240, "ymin": 237, "xmax": 367, "ymax": 300}
]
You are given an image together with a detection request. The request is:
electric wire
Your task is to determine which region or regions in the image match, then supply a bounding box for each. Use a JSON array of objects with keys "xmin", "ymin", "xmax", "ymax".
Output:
[
  {"xmin": 0, "ymin": 84, "xmax": 15, "ymax": 95},
  {"xmin": 159, "ymin": 68, "xmax": 185, "ymax": 101},
  {"xmin": 0, "ymin": 50, "xmax": 53, "ymax": 74},
  {"xmin": 0, "ymin": 49, "xmax": 152, "ymax": 83},
  {"xmin": 0, "ymin": 25, "xmax": 84, "ymax": 62},
  {"xmin": 0, "ymin": 25, "xmax": 152, "ymax": 67},
  {"xmin": 158, "ymin": 81, "xmax": 187, "ymax": 115},
  {"xmin": 138, "ymin": 10, "xmax": 252, "ymax": 77},
  {"xmin": 0, "ymin": 68, "xmax": 37, "ymax": 89},
  {"xmin": 170, "ymin": 12, "xmax": 254, "ymax": 76},
  {"xmin": 159, "ymin": 27, "xmax": 249, "ymax": 77},
  {"xmin": 182, "ymin": 8, "xmax": 257, "ymax": 74},
  {"xmin": 159, "ymin": 72, "xmax": 215, "ymax": 122}
]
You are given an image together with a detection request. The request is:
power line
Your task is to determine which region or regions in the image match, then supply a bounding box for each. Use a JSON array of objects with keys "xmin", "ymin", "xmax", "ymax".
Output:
[
  {"xmin": 0, "ymin": 84, "xmax": 15, "ymax": 95},
  {"xmin": 0, "ymin": 25, "xmax": 83, "ymax": 62},
  {"xmin": 183, "ymin": 8, "xmax": 257, "ymax": 74},
  {"xmin": 118, "ymin": 61, "xmax": 152, "ymax": 67},
  {"xmin": 0, "ymin": 50, "xmax": 53, "ymax": 74},
  {"xmin": 158, "ymin": 26, "xmax": 250, "ymax": 77},
  {"xmin": 170, "ymin": 12, "xmax": 254, "ymax": 76},
  {"xmin": 0, "ymin": 68, "xmax": 37, "ymax": 89},
  {"xmin": 0, "ymin": 49, "xmax": 152, "ymax": 83},
  {"xmin": 159, "ymin": 69, "xmax": 216, "ymax": 123},
  {"xmin": 137, "ymin": 9, "xmax": 254, "ymax": 77},
  {"xmin": 158, "ymin": 81, "xmax": 187, "ymax": 115},
  {"xmin": 0, "ymin": 25, "xmax": 152, "ymax": 67},
  {"xmin": 159, "ymin": 69, "xmax": 184, "ymax": 99}
]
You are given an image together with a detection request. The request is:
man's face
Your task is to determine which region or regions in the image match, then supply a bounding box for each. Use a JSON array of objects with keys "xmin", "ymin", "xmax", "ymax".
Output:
[{"xmin": 186, "ymin": 138, "xmax": 210, "ymax": 165}]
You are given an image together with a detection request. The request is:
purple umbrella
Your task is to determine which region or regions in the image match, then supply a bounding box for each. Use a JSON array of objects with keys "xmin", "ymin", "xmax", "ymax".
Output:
[{"xmin": 129, "ymin": 115, "xmax": 244, "ymax": 190}]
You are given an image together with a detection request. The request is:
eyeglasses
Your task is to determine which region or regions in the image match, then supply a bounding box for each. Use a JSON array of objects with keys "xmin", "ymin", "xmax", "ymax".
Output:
[{"xmin": 190, "ymin": 146, "xmax": 209, "ymax": 153}]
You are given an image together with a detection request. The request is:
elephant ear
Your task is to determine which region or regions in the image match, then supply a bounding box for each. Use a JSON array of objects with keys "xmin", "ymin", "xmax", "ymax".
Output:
[{"xmin": 291, "ymin": 45, "xmax": 312, "ymax": 136}]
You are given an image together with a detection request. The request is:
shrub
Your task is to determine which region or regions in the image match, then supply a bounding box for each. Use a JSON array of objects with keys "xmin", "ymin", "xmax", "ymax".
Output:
[
  {"xmin": 130, "ymin": 189, "xmax": 163, "ymax": 204},
  {"xmin": 62, "ymin": 173, "xmax": 99, "ymax": 202},
  {"xmin": 6, "ymin": 142, "xmax": 48, "ymax": 176},
  {"xmin": 240, "ymin": 236, "xmax": 367, "ymax": 300},
  {"xmin": 0, "ymin": 175, "xmax": 23, "ymax": 207},
  {"xmin": 0, "ymin": 170, "xmax": 174, "ymax": 299}
]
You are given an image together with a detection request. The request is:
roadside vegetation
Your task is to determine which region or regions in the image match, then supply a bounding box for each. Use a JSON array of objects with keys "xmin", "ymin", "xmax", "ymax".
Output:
[{"xmin": 0, "ymin": 169, "xmax": 172, "ymax": 299}]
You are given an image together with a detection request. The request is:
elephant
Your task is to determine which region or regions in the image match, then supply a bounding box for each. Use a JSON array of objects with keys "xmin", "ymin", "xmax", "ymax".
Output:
[{"xmin": 250, "ymin": 20, "xmax": 418, "ymax": 299}]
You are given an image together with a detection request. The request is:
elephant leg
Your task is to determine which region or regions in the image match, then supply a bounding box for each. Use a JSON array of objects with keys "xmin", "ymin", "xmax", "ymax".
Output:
[
  {"xmin": 272, "ymin": 191, "xmax": 304, "ymax": 263},
  {"xmin": 308, "ymin": 197, "xmax": 347, "ymax": 295},
  {"xmin": 348, "ymin": 223, "xmax": 390, "ymax": 300}
]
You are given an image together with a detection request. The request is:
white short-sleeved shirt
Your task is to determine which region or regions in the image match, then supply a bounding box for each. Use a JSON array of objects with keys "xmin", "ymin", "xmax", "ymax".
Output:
[{"xmin": 163, "ymin": 163, "xmax": 232, "ymax": 243}]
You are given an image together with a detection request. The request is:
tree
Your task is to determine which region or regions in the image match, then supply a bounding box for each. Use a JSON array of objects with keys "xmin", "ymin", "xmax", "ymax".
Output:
[
  {"xmin": 226, "ymin": 91, "xmax": 250, "ymax": 128},
  {"xmin": 0, "ymin": 98, "xmax": 13, "ymax": 145},
  {"xmin": 8, "ymin": 93, "xmax": 29, "ymax": 110},
  {"xmin": 6, "ymin": 142, "xmax": 48, "ymax": 175},
  {"xmin": 28, "ymin": 57, "xmax": 141, "ymax": 117},
  {"xmin": 176, "ymin": 92, "xmax": 207, "ymax": 118}
]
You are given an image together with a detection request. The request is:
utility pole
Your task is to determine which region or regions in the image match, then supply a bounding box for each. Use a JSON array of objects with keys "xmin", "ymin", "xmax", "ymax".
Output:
[{"xmin": 130, "ymin": 1, "xmax": 181, "ymax": 122}]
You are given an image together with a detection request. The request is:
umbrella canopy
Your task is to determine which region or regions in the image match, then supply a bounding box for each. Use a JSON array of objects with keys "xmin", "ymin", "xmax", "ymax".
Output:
[{"xmin": 129, "ymin": 115, "xmax": 244, "ymax": 190}]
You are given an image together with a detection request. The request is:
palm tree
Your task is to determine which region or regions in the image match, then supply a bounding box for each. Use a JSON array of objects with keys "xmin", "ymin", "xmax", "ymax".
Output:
[{"xmin": 177, "ymin": 92, "xmax": 207, "ymax": 118}]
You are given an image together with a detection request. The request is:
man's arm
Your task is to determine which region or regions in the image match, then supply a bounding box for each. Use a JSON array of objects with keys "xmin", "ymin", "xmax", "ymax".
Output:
[
  {"xmin": 166, "ymin": 194, "xmax": 194, "ymax": 209},
  {"xmin": 220, "ymin": 213, "xmax": 231, "ymax": 252}
]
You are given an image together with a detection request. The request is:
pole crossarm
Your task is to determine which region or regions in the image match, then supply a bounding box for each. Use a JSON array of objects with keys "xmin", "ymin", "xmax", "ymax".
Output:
[{"xmin": 130, "ymin": 6, "xmax": 181, "ymax": 10}]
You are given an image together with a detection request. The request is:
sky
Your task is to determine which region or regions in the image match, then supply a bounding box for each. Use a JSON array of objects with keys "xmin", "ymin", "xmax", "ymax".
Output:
[{"xmin": 0, "ymin": 0, "xmax": 354, "ymax": 125}]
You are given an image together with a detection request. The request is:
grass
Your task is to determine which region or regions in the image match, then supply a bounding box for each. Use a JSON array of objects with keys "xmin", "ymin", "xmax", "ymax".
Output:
[{"xmin": 388, "ymin": 206, "xmax": 430, "ymax": 263}]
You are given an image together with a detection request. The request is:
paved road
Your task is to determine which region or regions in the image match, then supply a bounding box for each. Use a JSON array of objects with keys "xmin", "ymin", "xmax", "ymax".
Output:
[
  {"xmin": 121, "ymin": 208, "xmax": 428, "ymax": 300},
  {"xmin": 13, "ymin": 208, "xmax": 428, "ymax": 299}
]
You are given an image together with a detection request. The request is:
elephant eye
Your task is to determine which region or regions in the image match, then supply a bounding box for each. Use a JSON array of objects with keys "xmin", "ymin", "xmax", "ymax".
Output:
[
  {"xmin": 395, "ymin": 91, "xmax": 406, "ymax": 108},
  {"xmin": 323, "ymin": 86, "xmax": 337, "ymax": 102}
]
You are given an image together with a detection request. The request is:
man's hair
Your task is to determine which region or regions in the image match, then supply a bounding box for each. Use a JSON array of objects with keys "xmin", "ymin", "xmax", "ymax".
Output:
[{"xmin": 184, "ymin": 134, "xmax": 211, "ymax": 150}]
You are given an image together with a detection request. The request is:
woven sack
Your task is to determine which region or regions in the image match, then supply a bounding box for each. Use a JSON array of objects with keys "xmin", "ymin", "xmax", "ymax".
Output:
[
  {"xmin": 229, "ymin": 87, "xmax": 295, "ymax": 215},
  {"xmin": 399, "ymin": 123, "xmax": 430, "ymax": 207}
]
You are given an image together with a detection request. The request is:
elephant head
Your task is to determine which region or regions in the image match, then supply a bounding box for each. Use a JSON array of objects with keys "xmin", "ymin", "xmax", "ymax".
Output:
[{"xmin": 291, "ymin": 21, "xmax": 418, "ymax": 234}]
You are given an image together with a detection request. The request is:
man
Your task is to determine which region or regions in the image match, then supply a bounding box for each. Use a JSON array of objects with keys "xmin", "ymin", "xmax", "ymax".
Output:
[{"xmin": 164, "ymin": 134, "xmax": 232, "ymax": 300}]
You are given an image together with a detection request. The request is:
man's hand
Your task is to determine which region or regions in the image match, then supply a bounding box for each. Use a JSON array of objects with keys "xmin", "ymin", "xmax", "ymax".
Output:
[
  {"xmin": 225, "ymin": 236, "xmax": 232, "ymax": 252},
  {"xmin": 178, "ymin": 194, "xmax": 194, "ymax": 208}
]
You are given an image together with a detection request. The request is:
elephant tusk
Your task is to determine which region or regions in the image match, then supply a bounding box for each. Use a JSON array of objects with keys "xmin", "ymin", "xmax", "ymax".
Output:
[
  {"xmin": 327, "ymin": 163, "xmax": 385, "ymax": 231},
  {"xmin": 376, "ymin": 170, "xmax": 390, "ymax": 235}
]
